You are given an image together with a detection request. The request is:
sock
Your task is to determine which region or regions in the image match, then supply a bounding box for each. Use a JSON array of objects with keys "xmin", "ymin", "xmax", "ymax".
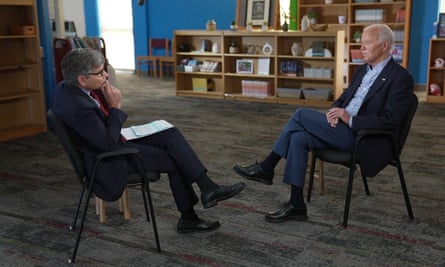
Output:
[
  {"xmin": 181, "ymin": 208, "xmax": 200, "ymax": 221},
  {"xmin": 289, "ymin": 185, "xmax": 305, "ymax": 208},
  {"xmin": 195, "ymin": 172, "xmax": 219, "ymax": 192},
  {"xmin": 259, "ymin": 151, "xmax": 281, "ymax": 173}
]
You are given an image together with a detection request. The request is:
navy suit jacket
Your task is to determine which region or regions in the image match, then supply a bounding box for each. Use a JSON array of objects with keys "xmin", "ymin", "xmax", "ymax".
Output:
[
  {"xmin": 331, "ymin": 58, "xmax": 414, "ymax": 177},
  {"xmin": 52, "ymin": 82, "xmax": 130, "ymax": 201}
]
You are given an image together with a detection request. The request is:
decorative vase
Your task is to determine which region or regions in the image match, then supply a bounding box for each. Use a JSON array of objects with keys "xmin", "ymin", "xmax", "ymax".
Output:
[
  {"xmin": 291, "ymin": 42, "xmax": 303, "ymax": 56},
  {"xmin": 301, "ymin": 15, "xmax": 310, "ymax": 32},
  {"xmin": 229, "ymin": 42, "xmax": 239, "ymax": 54},
  {"xmin": 262, "ymin": 42, "xmax": 273, "ymax": 56},
  {"xmin": 212, "ymin": 42, "xmax": 219, "ymax": 53},
  {"xmin": 282, "ymin": 20, "xmax": 288, "ymax": 32},
  {"xmin": 262, "ymin": 24, "xmax": 268, "ymax": 32},
  {"xmin": 206, "ymin": 19, "xmax": 216, "ymax": 31}
]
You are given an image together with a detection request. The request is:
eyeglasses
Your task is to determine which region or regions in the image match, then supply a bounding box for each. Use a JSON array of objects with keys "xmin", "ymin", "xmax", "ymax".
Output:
[{"xmin": 88, "ymin": 68, "xmax": 106, "ymax": 77}]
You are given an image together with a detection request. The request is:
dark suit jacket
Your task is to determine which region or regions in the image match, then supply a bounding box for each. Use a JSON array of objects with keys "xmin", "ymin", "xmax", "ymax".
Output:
[
  {"xmin": 331, "ymin": 58, "xmax": 414, "ymax": 177},
  {"xmin": 52, "ymin": 82, "xmax": 129, "ymax": 201}
]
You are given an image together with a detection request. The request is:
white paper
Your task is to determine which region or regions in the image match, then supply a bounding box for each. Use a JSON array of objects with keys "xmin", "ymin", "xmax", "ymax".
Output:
[{"xmin": 121, "ymin": 119, "xmax": 174, "ymax": 140}]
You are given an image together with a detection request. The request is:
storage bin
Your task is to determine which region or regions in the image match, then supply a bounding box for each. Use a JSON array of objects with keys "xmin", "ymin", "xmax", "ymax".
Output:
[
  {"xmin": 277, "ymin": 88, "xmax": 303, "ymax": 99},
  {"xmin": 303, "ymin": 88, "xmax": 333, "ymax": 101},
  {"xmin": 8, "ymin": 25, "xmax": 35, "ymax": 35}
]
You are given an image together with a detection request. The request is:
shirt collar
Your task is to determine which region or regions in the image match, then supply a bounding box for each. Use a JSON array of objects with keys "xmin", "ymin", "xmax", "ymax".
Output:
[{"xmin": 367, "ymin": 56, "xmax": 391, "ymax": 72}]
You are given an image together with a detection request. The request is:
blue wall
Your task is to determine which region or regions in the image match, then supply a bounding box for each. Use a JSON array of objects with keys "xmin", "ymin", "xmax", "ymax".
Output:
[
  {"xmin": 133, "ymin": 0, "xmax": 237, "ymax": 59},
  {"xmin": 408, "ymin": 0, "xmax": 439, "ymax": 84},
  {"xmin": 37, "ymin": 0, "xmax": 440, "ymax": 108}
]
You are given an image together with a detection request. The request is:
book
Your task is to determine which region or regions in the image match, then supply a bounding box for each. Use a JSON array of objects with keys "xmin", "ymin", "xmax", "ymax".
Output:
[
  {"xmin": 121, "ymin": 119, "xmax": 174, "ymax": 140},
  {"xmin": 257, "ymin": 58, "xmax": 270, "ymax": 75}
]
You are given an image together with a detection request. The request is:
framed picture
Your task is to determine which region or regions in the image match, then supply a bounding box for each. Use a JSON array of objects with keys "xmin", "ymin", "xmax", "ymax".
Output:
[
  {"xmin": 236, "ymin": 59, "xmax": 254, "ymax": 74},
  {"xmin": 438, "ymin": 13, "xmax": 445, "ymax": 38},
  {"xmin": 246, "ymin": 0, "xmax": 270, "ymax": 26},
  {"xmin": 235, "ymin": 0, "xmax": 279, "ymax": 28}
]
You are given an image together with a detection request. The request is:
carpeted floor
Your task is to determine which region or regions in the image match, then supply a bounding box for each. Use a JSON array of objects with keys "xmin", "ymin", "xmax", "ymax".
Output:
[{"xmin": 0, "ymin": 72, "xmax": 444, "ymax": 266}]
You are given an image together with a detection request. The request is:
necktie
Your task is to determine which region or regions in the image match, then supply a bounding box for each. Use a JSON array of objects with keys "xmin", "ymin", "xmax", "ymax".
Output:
[
  {"xmin": 90, "ymin": 90, "xmax": 126, "ymax": 142},
  {"xmin": 90, "ymin": 90, "xmax": 109, "ymax": 116}
]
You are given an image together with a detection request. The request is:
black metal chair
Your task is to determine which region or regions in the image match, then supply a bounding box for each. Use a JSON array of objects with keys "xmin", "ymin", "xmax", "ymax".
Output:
[
  {"xmin": 47, "ymin": 109, "xmax": 161, "ymax": 263},
  {"xmin": 307, "ymin": 94, "xmax": 418, "ymax": 227}
]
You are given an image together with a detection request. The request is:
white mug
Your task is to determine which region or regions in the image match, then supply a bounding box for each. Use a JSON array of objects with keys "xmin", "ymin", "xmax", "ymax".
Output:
[{"xmin": 338, "ymin": 15, "xmax": 346, "ymax": 24}]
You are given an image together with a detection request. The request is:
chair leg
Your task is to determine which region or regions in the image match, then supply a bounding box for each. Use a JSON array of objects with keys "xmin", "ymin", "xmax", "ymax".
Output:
[
  {"xmin": 361, "ymin": 175, "xmax": 370, "ymax": 195},
  {"xmin": 69, "ymin": 187, "xmax": 94, "ymax": 263},
  {"xmin": 144, "ymin": 182, "xmax": 161, "ymax": 252},
  {"xmin": 70, "ymin": 186, "xmax": 86, "ymax": 231},
  {"xmin": 120, "ymin": 188, "xmax": 131, "ymax": 220},
  {"xmin": 318, "ymin": 159, "xmax": 325, "ymax": 195},
  {"xmin": 137, "ymin": 61, "xmax": 141, "ymax": 77},
  {"xmin": 342, "ymin": 167, "xmax": 356, "ymax": 227},
  {"xmin": 396, "ymin": 161, "xmax": 414, "ymax": 220},
  {"xmin": 97, "ymin": 197, "xmax": 107, "ymax": 224},
  {"xmin": 307, "ymin": 153, "xmax": 317, "ymax": 202}
]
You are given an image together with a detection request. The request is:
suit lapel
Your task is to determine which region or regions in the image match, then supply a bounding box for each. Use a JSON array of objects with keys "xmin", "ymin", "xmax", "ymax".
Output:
[{"xmin": 362, "ymin": 59, "xmax": 395, "ymax": 103}]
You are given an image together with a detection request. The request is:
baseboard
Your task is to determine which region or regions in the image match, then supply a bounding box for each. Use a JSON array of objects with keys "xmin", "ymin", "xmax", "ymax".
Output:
[{"xmin": 414, "ymin": 84, "xmax": 425, "ymax": 92}]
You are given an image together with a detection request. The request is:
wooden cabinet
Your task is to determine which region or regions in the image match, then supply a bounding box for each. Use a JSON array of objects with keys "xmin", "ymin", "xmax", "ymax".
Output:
[
  {"xmin": 426, "ymin": 38, "xmax": 445, "ymax": 104},
  {"xmin": 174, "ymin": 30, "xmax": 345, "ymax": 108},
  {"xmin": 0, "ymin": 0, "xmax": 46, "ymax": 141},
  {"xmin": 299, "ymin": 0, "xmax": 411, "ymax": 87}
]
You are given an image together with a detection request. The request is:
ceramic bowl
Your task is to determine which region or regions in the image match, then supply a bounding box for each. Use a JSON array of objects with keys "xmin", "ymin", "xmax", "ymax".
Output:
[{"xmin": 310, "ymin": 24, "xmax": 328, "ymax": 31}]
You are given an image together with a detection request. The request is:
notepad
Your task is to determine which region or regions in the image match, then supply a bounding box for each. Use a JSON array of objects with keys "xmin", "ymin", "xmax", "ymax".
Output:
[{"xmin": 121, "ymin": 119, "xmax": 174, "ymax": 140}]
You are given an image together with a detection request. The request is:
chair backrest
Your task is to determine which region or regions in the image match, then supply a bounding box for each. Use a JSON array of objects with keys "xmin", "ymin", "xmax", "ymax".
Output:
[
  {"xmin": 397, "ymin": 93, "xmax": 418, "ymax": 155},
  {"xmin": 149, "ymin": 38, "xmax": 169, "ymax": 56},
  {"xmin": 47, "ymin": 109, "xmax": 87, "ymax": 184}
]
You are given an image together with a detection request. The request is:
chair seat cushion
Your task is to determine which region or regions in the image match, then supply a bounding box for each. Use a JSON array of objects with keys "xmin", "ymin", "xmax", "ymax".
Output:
[
  {"xmin": 313, "ymin": 149, "xmax": 352, "ymax": 165},
  {"xmin": 126, "ymin": 172, "xmax": 160, "ymax": 186}
]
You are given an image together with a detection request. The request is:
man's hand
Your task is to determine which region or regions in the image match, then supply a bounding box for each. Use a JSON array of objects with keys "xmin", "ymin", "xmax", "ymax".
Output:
[
  {"xmin": 101, "ymin": 81, "xmax": 122, "ymax": 109},
  {"xmin": 326, "ymin": 107, "xmax": 350, "ymax": 128}
]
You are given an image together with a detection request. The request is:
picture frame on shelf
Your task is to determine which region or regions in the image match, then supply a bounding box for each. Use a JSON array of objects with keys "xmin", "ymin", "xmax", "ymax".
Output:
[
  {"xmin": 236, "ymin": 59, "xmax": 254, "ymax": 74},
  {"xmin": 235, "ymin": 0, "xmax": 279, "ymax": 29},
  {"xmin": 246, "ymin": 0, "xmax": 270, "ymax": 26},
  {"xmin": 438, "ymin": 13, "xmax": 445, "ymax": 38}
]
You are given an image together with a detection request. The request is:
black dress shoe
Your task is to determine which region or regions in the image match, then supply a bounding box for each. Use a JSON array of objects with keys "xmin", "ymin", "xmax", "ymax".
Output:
[
  {"xmin": 233, "ymin": 162, "xmax": 273, "ymax": 185},
  {"xmin": 265, "ymin": 203, "xmax": 308, "ymax": 223},
  {"xmin": 176, "ymin": 218, "xmax": 220, "ymax": 234},
  {"xmin": 201, "ymin": 182, "xmax": 246, "ymax": 209}
]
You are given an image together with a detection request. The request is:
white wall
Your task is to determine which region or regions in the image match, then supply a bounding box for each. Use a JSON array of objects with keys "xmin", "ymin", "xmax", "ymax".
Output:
[{"xmin": 48, "ymin": 0, "xmax": 85, "ymax": 37}]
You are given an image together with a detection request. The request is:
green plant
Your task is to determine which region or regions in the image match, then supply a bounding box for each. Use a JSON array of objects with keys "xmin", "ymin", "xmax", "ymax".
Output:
[
  {"xmin": 353, "ymin": 30, "xmax": 362, "ymax": 41},
  {"xmin": 307, "ymin": 8, "xmax": 317, "ymax": 19}
]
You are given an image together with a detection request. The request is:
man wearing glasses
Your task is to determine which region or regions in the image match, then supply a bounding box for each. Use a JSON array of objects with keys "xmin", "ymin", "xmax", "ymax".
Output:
[{"xmin": 52, "ymin": 48, "xmax": 245, "ymax": 233}]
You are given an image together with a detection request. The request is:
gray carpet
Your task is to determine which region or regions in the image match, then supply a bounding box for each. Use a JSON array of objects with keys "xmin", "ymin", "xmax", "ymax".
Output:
[{"xmin": 0, "ymin": 72, "xmax": 444, "ymax": 266}]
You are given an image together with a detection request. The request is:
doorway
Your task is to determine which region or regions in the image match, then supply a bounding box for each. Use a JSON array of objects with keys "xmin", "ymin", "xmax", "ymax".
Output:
[{"xmin": 98, "ymin": 0, "xmax": 134, "ymax": 70}]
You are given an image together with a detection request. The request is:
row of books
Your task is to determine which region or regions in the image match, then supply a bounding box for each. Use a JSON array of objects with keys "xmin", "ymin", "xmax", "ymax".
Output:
[{"xmin": 241, "ymin": 80, "xmax": 274, "ymax": 98}]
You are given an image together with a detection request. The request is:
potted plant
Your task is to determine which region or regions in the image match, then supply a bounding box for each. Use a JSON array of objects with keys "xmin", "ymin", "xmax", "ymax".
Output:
[
  {"xmin": 246, "ymin": 21, "xmax": 253, "ymax": 32},
  {"xmin": 308, "ymin": 8, "xmax": 317, "ymax": 24},
  {"xmin": 262, "ymin": 21, "xmax": 268, "ymax": 32},
  {"xmin": 353, "ymin": 30, "xmax": 362, "ymax": 43},
  {"xmin": 230, "ymin": 20, "xmax": 237, "ymax": 31}
]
